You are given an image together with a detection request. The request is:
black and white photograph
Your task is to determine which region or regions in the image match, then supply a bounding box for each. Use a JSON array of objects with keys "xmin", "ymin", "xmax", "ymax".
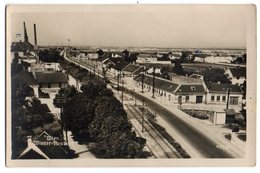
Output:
[{"xmin": 5, "ymin": 4, "xmax": 256, "ymax": 167}]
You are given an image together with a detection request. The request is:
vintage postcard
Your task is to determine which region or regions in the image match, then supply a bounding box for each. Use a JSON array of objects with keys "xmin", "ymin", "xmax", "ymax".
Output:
[{"xmin": 5, "ymin": 4, "xmax": 256, "ymax": 167}]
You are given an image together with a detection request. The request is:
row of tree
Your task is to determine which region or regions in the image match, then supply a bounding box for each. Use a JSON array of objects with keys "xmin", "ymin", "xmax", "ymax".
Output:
[
  {"xmin": 11, "ymin": 57, "xmax": 67, "ymax": 159},
  {"xmin": 54, "ymin": 82, "xmax": 150, "ymax": 158},
  {"xmin": 38, "ymin": 48, "xmax": 63, "ymax": 62}
]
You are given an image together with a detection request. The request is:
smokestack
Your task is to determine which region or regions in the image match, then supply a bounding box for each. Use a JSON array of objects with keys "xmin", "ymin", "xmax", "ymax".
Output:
[
  {"xmin": 34, "ymin": 24, "xmax": 38, "ymax": 50},
  {"xmin": 23, "ymin": 22, "xmax": 28, "ymax": 43}
]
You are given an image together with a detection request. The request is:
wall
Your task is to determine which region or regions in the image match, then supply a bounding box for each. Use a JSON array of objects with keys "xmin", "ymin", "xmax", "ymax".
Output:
[{"xmin": 206, "ymin": 92, "xmax": 242, "ymax": 105}]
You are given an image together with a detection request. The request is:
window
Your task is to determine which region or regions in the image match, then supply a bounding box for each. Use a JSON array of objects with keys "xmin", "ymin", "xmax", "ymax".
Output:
[
  {"xmin": 191, "ymin": 86, "xmax": 196, "ymax": 91},
  {"xmin": 48, "ymin": 83, "xmax": 51, "ymax": 88},
  {"xmin": 59, "ymin": 83, "xmax": 62, "ymax": 88},
  {"xmin": 217, "ymin": 95, "xmax": 220, "ymax": 102},
  {"xmin": 222, "ymin": 96, "xmax": 226, "ymax": 102},
  {"xmin": 164, "ymin": 92, "xmax": 166, "ymax": 97},
  {"xmin": 211, "ymin": 95, "xmax": 215, "ymax": 101}
]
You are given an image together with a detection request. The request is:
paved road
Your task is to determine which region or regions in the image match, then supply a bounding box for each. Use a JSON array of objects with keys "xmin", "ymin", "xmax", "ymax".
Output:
[{"xmin": 125, "ymin": 89, "xmax": 233, "ymax": 158}]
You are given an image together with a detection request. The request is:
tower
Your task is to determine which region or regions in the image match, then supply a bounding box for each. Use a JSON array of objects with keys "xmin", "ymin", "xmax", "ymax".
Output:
[
  {"xmin": 33, "ymin": 23, "xmax": 38, "ymax": 50},
  {"xmin": 23, "ymin": 22, "xmax": 28, "ymax": 43}
]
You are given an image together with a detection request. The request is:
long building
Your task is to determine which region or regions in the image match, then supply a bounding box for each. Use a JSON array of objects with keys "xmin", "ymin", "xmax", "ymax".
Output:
[{"xmin": 133, "ymin": 74, "xmax": 243, "ymax": 105}]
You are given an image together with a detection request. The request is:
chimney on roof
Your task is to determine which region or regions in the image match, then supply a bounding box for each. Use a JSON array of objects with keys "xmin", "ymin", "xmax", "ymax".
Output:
[
  {"xmin": 23, "ymin": 22, "xmax": 28, "ymax": 43},
  {"xmin": 33, "ymin": 24, "xmax": 38, "ymax": 50},
  {"xmin": 27, "ymin": 136, "xmax": 33, "ymax": 147}
]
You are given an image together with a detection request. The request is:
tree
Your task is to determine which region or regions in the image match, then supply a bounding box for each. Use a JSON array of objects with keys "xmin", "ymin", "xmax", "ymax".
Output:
[
  {"xmin": 53, "ymin": 85, "xmax": 78, "ymax": 108},
  {"xmin": 173, "ymin": 59, "xmax": 185, "ymax": 75},
  {"xmin": 38, "ymin": 48, "xmax": 63, "ymax": 62},
  {"xmin": 97, "ymin": 49, "xmax": 104, "ymax": 59},
  {"xmin": 62, "ymin": 93, "xmax": 95, "ymax": 142},
  {"xmin": 202, "ymin": 68, "xmax": 231, "ymax": 84}
]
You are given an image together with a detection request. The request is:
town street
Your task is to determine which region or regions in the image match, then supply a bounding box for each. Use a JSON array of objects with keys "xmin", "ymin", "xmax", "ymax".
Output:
[{"xmin": 125, "ymin": 89, "xmax": 233, "ymax": 158}]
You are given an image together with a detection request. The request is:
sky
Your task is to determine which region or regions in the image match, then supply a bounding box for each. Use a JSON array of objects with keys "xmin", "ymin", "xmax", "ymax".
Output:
[{"xmin": 9, "ymin": 5, "xmax": 249, "ymax": 48}]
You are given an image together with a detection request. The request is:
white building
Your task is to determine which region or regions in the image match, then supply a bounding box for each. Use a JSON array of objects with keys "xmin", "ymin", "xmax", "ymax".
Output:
[{"xmin": 205, "ymin": 83, "xmax": 243, "ymax": 106}]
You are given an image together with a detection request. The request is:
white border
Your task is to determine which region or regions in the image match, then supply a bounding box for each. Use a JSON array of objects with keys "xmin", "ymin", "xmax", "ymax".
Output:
[{"xmin": 1, "ymin": 0, "xmax": 259, "ymax": 172}]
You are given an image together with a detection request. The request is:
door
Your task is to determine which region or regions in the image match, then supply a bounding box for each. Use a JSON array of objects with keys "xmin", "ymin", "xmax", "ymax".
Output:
[
  {"xmin": 196, "ymin": 96, "xmax": 203, "ymax": 103},
  {"xmin": 178, "ymin": 96, "xmax": 182, "ymax": 104}
]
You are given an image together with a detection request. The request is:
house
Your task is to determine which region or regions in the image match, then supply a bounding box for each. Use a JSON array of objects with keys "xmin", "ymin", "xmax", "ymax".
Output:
[
  {"xmin": 35, "ymin": 72, "xmax": 68, "ymax": 95},
  {"xmin": 174, "ymin": 84, "xmax": 206, "ymax": 104},
  {"xmin": 96, "ymin": 57, "xmax": 110, "ymax": 71},
  {"xmin": 106, "ymin": 57, "xmax": 130, "ymax": 77},
  {"xmin": 121, "ymin": 64, "xmax": 144, "ymax": 77},
  {"xmin": 13, "ymin": 71, "xmax": 39, "ymax": 98},
  {"xmin": 225, "ymin": 67, "xmax": 246, "ymax": 85},
  {"xmin": 147, "ymin": 67, "xmax": 161, "ymax": 75},
  {"xmin": 133, "ymin": 74, "xmax": 206, "ymax": 104},
  {"xmin": 205, "ymin": 83, "xmax": 243, "ymax": 105},
  {"xmin": 18, "ymin": 131, "xmax": 69, "ymax": 159},
  {"xmin": 11, "ymin": 41, "xmax": 36, "ymax": 63},
  {"xmin": 189, "ymin": 73, "xmax": 204, "ymax": 81},
  {"xmin": 11, "ymin": 22, "xmax": 37, "ymax": 63},
  {"xmin": 136, "ymin": 53, "xmax": 171, "ymax": 65}
]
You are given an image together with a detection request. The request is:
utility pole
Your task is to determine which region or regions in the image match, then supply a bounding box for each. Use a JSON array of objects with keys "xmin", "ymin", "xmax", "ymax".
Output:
[
  {"xmin": 226, "ymin": 88, "xmax": 231, "ymax": 110},
  {"xmin": 97, "ymin": 67, "xmax": 99, "ymax": 81},
  {"xmin": 55, "ymin": 95, "xmax": 68, "ymax": 144},
  {"xmin": 152, "ymin": 67, "xmax": 155, "ymax": 98},
  {"xmin": 121, "ymin": 80, "xmax": 124, "ymax": 105},
  {"xmin": 93, "ymin": 65, "xmax": 96, "ymax": 78},
  {"xmin": 117, "ymin": 73, "xmax": 120, "ymax": 94},
  {"xmin": 141, "ymin": 71, "xmax": 144, "ymax": 93},
  {"xmin": 142, "ymin": 99, "xmax": 145, "ymax": 132}
]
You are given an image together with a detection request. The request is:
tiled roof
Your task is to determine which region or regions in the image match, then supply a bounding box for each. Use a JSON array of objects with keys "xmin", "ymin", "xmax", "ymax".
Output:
[
  {"xmin": 134, "ymin": 74, "xmax": 179, "ymax": 93},
  {"xmin": 11, "ymin": 41, "xmax": 34, "ymax": 52},
  {"xmin": 229, "ymin": 68, "xmax": 246, "ymax": 77},
  {"xmin": 122, "ymin": 64, "xmax": 142, "ymax": 73},
  {"xmin": 175, "ymin": 84, "xmax": 205, "ymax": 94},
  {"xmin": 96, "ymin": 57, "xmax": 109, "ymax": 62},
  {"xmin": 113, "ymin": 62, "xmax": 130, "ymax": 71},
  {"xmin": 35, "ymin": 131, "xmax": 68, "ymax": 159},
  {"xmin": 35, "ymin": 72, "xmax": 68, "ymax": 84},
  {"xmin": 133, "ymin": 66, "xmax": 144, "ymax": 75},
  {"xmin": 169, "ymin": 73, "xmax": 202, "ymax": 84},
  {"xmin": 206, "ymin": 83, "xmax": 242, "ymax": 94},
  {"xmin": 14, "ymin": 71, "xmax": 38, "ymax": 85}
]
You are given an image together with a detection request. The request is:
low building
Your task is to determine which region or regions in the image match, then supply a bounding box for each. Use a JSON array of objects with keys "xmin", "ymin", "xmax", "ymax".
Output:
[
  {"xmin": 122, "ymin": 64, "xmax": 144, "ymax": 77},
  {"xmin": 225, "ymin": 67, "xmax": 246, "ymax": 85},
  {"xmin": 174, "ymin": 84, "xmax": 206, "ymax": 104},
  {"xmin": 205, "ymin": 83, "xmax": 243, "ymax": 105},
  {"xmin": 13, "ymin": 71, "xmax": 39, "ymax": 98},
  {"xmin": 35, "ymin": 72, "xmax": 68, "ymax": 95},
  {"xmin": 18, "ymin": 131, "xmax": 69, "ymax": 159},
  {"xmin": 11, "ymin": 41, "xmax": 36, "ymax": 63},
  {"xmin": 133, "ymin": 74, "xmax": 206, "ymax": 104},
  {"xmin": 106, "ymin": 57, "xmax": 130, "ymax": 77}
]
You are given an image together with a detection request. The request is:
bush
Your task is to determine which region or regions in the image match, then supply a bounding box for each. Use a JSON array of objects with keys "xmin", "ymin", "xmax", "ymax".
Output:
[{"xmin": 182, "ymin": 110, "xmax": 212, "ymax": 120}]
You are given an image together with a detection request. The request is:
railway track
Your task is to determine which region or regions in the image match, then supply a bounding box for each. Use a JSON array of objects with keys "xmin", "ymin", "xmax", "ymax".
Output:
[{"xmin": 125, "ymin": 103, "xmax": 179, "ymax": 158}]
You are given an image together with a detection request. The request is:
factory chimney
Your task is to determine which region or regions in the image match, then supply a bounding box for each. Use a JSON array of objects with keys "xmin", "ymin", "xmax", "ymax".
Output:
[
  {"xmin": 33, "ymin": 23, "xmax": 38, "ymax": 50},
  {"xmin": 23, "ymin": 22, "xmax": 28, "ymax": 43}
]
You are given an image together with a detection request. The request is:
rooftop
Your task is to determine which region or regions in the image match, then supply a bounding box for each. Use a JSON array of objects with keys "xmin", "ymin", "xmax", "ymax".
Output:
[
  {"xmin": 122, "ymin": 64, "xmax": 142, "ymax": 73},
  {"xmin": 169, "ymin": 73, "xmax": 203, "ymax": 84},
  {"xmin": 134, "ymin": 74, "xmax": 179, "ymax": 93},
  {"xmin": 13, "ymin": 71, "xmax": 38, "ymax": 86},
  {"xmin": 229, "ymin": 67, "xmax": 246, "ymax": 77},
  {"xmin": 11, "ymin": 41, "xmax": 34, "ymax": 52},
  {"xmin": 35, "ymin": 72, "xmax": 68, "ymax": 84},
  {"xmin": 206, "ymin": 83, "xmax": 242, "ymax": 94},
  {"xmin": 175, "ymin": 84, "xmax": 205, "ymax": 94}
]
